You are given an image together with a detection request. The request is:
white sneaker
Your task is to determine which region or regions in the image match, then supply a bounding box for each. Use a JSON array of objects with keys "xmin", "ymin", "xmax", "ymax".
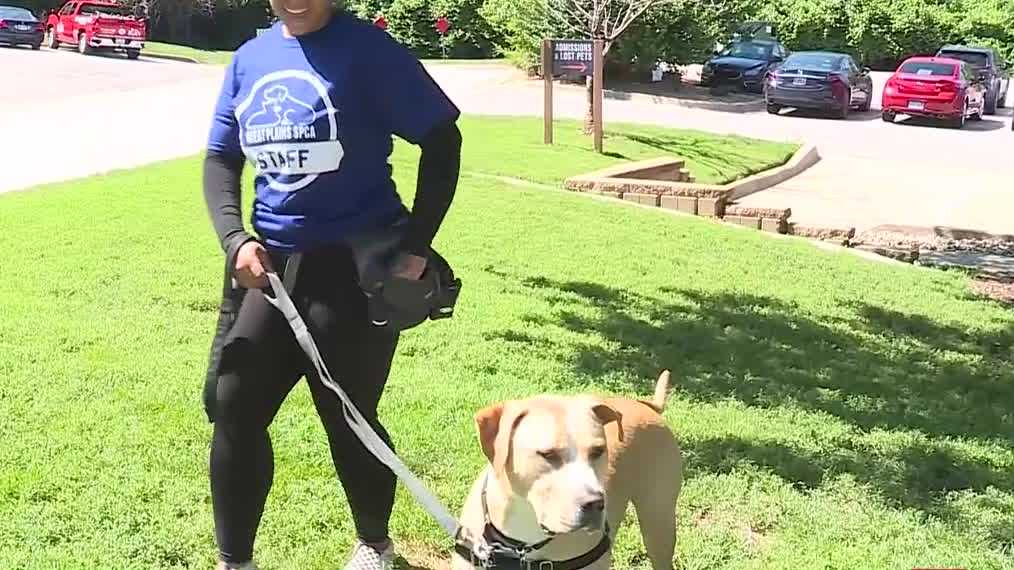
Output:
[
  {"xmin": 344, "ymin": 539, "xmax": 396, "ymax": 570},
  {"xmin": 217, "ymin": 561, "xmax": 259, "ymax": 570}
]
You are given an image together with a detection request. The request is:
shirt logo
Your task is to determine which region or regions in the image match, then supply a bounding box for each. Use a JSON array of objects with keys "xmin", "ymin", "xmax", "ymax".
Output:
[{"xmin": 235, "ymin": 69, "xmax": 344, "ymax": 193}]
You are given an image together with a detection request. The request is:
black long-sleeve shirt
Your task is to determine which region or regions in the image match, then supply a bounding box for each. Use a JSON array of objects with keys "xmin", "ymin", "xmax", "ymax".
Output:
[{"xmin": 203, "ymin": 120, "xmax": 462, "ymax": 260}]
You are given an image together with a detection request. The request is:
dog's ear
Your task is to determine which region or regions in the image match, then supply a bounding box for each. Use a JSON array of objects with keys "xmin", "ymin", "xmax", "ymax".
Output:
[
  {"xmin": 475, "ymin": 402, "xmax": 528, "ymax": 471},
  {"xmin": 475, "ymin": 403, "xmax": 505, "ymax": 463},
  {"xmin": 592, "ymin": 403, "xmax": 623, "ymax": 441}
]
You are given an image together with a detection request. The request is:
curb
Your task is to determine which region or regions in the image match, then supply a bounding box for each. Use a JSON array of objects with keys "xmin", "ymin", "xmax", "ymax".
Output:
[
  {"xmin": 726, "ymin": 144, "xmax": 820, "ymax": 201},
  {"xmin": 601, "ymin": 87, "xmax": 766, "ymax": 113},
  {"xmin": 470, "ymin": 170, "xmax": 915, "ymax": 269},
  {"xmin": 143, "ymin": 51, "xmax": 200, "ymax": 64},
  {"xmin": 564, "ymin": 143, "xmax": 819, "ymax": 203}
]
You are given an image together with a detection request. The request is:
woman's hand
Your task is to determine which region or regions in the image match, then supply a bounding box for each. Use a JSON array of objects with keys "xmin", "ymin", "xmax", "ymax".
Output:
[
  {"xmin": 234, "ymin": 241, "xmax": 274, "ymax": 289},
  {"xmin": 390, "ymin": 252, "xmax": 427, "ymax": 280}
]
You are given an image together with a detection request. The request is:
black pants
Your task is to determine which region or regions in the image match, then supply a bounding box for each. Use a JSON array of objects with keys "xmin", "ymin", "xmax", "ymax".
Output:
[{"xmin": 209, "ymin": 245, "xmax": 399, "ymax": 564}]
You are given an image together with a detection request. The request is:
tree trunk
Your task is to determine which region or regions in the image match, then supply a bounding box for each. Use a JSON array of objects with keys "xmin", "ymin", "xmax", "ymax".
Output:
[{"xmin": 583, "ymin": 42, "xmax": 610, "ymax": 135}]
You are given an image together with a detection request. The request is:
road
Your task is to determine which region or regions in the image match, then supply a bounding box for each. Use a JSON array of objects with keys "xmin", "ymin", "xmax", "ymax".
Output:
[
  {"xmin": 3, "ymin": 47, "xmax": 224, "ymax": 193},
  {"xmin": 3, "ymin": 47, "xmax": 1012, "ymax": 236}
]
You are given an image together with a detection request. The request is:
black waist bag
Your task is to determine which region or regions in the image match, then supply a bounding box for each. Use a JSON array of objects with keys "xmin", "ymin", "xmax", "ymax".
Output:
[{"xmin": 344, "ymin": 220, "xmax": 462, "ymax": 331}]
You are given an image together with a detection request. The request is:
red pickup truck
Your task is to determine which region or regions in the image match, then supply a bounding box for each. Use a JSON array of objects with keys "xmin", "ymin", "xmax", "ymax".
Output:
[{"xmin": 45, "ymin": 0, "xmax": 145, "ymax": 59}]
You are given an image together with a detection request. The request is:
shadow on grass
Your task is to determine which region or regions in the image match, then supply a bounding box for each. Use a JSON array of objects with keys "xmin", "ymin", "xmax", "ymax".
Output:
[
  {"xmin": 484, "ymin": 273, "xmax": 1014, "ymax": 522},
  {"xmin": 599, "ymin": 78, "xmax": 765, "ymax": 113},
  {"xmin": 619, "ymin": 134, "xmax": 786, "ymax": 184},
  {"xmin": 689, "ymin": 435, "xmax": 1012, "ymax": 511},
  {"xmin": 393, "ymin": 556, "xmax": 442, "ymax": 570}
]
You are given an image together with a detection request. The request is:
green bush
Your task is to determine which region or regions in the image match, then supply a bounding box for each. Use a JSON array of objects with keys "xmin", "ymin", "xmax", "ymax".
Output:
[
  {"xmin": 16, "ymin": 0, "xmax": 1013, "ymax": 69},
  {"xmin": 484, "ymin": 0, "xmax": 1014, "ymax": 74},
  {"xmin": 346, "ymin": 0, "xmax": 499, "ymax": 58},
  {"xmin": 480, "ymin": 0, "xmax": 554, "ymax": 69}
]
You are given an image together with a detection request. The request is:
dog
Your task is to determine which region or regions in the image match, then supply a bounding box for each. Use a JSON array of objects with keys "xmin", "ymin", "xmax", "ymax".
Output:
[{"xmin": 452, "ymin": 370, "xmax": 682, "ymax": 570}]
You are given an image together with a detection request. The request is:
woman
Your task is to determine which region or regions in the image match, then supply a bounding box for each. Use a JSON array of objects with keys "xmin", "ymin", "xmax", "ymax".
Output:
[{"xmin": 201, "ymin": 0, "xmax": 462, "ymax": 566}]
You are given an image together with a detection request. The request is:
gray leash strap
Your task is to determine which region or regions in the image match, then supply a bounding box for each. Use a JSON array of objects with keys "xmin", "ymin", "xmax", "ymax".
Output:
[{"xmin": 262, "ymin": 270, "xmax": 462, "ymax": 539}]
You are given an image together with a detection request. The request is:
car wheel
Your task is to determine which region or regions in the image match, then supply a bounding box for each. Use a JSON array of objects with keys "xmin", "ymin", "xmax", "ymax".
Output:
[
  {"xmin": 860, "ymin": 91, "xmax": 872, "ymax": 112},
  {"xmin": 126, "ymin": 49, "xmax": 140, "ymax": 60},
  {"xmin": 766, "ymin": 103, "xmax": 781, "ymax": 115},
  {"xmin": 950, "ymin": 100, "xmax": 967, "ymax": 129},
  {"xmin": 984, "ymin": 89, "xmax": 997, "ymax": 115},
  {"xmin": 881, "ymin": 111, "xmax": 895, "ymax": 123},
  {"xmin": 77, "ymin": 33, "xmax": 90, "ymax": 55},
  {"xmin": 31, "ymin": 42, "xmax": 41, "ymax": 51},
  {"xmin": 836, "ymin": 94, "xmax": 851, "ymax": 120},
  {"xmin": 47, "ymin": 27, "xmax": 59, "ymax": 49}
]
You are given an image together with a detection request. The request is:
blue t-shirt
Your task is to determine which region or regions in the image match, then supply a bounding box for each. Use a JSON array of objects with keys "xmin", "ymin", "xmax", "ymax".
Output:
[{"xmin": 206, "ymin": 13, "xmax": 460, "ymax": 251}]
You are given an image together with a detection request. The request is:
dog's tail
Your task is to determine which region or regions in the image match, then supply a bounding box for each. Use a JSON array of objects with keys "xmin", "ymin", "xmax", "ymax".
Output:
[{"xmin": 641, "ymin": 369, "xmax": 671, "ymax": 413}]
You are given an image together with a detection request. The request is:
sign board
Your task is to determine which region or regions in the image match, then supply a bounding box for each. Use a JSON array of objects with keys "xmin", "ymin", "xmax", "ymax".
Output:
[
  {"xmin": 551, "ymin": 39, "xmax": 593, "ymax": 76},
  {"xmin": 543, "ymin": 39, "xmax": 604, "ymax": 152},
  {"xmin": 435, "ymin": 16, "xmax": 450, "ymax": 35}
]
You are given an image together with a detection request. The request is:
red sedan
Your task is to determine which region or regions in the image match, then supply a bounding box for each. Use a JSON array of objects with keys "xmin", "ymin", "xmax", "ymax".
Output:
[{"xmin": 882, "ymin": 56, "xmax": 987, "ymax": 129}]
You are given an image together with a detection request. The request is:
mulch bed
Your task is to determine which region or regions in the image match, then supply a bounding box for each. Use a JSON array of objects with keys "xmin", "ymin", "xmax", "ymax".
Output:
[{"xmin": 971, "ymin": 278, "xmax": 1014, "ymax": 305}]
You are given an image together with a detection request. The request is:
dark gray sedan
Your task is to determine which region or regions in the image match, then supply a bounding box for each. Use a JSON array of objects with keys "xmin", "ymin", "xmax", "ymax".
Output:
[
  {"xmin": 764, "ymin": 51, "xmax": 874, "ymax": 119},
  {"xmin": 0, "ymin": 5, "xmax": 43, "ymax": 50}
]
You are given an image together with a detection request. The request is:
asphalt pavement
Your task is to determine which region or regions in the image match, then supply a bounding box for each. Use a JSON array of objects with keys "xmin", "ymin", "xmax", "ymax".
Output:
[{"xmin": 2, "ymin": 46, "xmax": 224, "ymax": 193}]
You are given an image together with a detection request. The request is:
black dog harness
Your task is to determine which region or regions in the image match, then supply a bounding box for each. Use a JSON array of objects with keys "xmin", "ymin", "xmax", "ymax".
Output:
[{"xmin": 454, "ymin": 474, "xmax": 612, "ymax": 570}]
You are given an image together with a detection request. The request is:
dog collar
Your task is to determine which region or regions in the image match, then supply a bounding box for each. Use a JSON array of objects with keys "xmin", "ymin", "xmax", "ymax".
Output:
[
  {"xmin": 454, "ymin": 528, "xmax": 611, "ymax": 570},
  {"xmin": 455, "ymin": 471, "xmax": 612, "ymax": 570}
]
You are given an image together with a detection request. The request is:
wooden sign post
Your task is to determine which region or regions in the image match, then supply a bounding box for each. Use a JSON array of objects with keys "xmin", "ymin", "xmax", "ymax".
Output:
[
  {"xmin": 543, "ymin": 38, "xmax": 604, "ymax": 152},
  {"xmin": 592, "ymin": 39, "xmax": 604, "ymax": 154},
  {"xmin": 542, "ymin": 39, "xmax": 553, "ymax": 145}
]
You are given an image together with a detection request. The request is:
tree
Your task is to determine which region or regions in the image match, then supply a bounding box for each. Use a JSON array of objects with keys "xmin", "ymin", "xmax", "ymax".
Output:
[
  {"xmin": 545, "ymin": 0, "xmax": 672, "ymax": 132},
  {"xmin": 125, "ymin": 0, "xmax": 215, "ymax": 45}
]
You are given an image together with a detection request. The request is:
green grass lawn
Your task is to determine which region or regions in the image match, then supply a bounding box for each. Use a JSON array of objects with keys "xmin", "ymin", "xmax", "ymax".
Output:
[
  {"xmin": 454, "ymin": 117, "xmax": 796, "ymax": 186},
  {"xmin": 144, "ymin": 41, "xmax": 235, "ymax": 65},
  {"xmin": 1, "ymin": 117, "xmax": 1012, "ymax": 570}
]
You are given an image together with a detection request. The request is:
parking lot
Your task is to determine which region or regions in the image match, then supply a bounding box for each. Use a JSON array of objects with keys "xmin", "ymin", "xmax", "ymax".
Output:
[
  {"xmin": 3, "ymin": 45, "xmax": 1012, "ymax": 236},
  {"xmin": 2, "ymin": 47, "xmax": 224, "ymax": 192}
]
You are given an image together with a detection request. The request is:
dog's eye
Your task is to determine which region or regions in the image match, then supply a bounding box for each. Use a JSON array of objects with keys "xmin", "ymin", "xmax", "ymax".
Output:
[
  {"xmin": 588, "ymin": 446, "xmax": 606, "ymax": 461},
  {"xmin": 537, "ymin": 449, "xmax": 562, "ymax": 464}
]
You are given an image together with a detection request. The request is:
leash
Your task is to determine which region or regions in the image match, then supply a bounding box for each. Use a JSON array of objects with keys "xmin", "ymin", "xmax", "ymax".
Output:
[
  {"xmin": 261, "ymin": 265, "xmax": 609, "ymax": 570},
  {"xmin": 261, "ymin": 269, "xmax": 462, "ymax": 539}
]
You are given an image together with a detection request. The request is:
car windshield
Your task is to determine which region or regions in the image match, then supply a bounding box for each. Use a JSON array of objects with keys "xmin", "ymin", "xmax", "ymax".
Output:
[
  {"xmin": 899, "ymin": 61, "xmax": 955, "ymax": 76},
  {"xmin": 78, "ymin": 3, "xmax": 131, "ymax": 16},
  {"xmin": 0, "ymin": 6, "xmax": 37, "ymax": 20},
  {"xmin": 721, "ymin": 41, "xmax": 773, "ymax": 60},
  {"xmin": 783, "ymin": 53, "xmax": 842, "ymax": 71},
  {"xmin": 938, "ymin": 51, "xmax": 989, "ymax": 68}
]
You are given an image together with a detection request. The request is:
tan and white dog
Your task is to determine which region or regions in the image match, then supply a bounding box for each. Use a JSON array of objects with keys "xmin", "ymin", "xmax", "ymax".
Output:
[{"xmin": 452, "ymin": 371, "xmax": 682, "ymax": 570}]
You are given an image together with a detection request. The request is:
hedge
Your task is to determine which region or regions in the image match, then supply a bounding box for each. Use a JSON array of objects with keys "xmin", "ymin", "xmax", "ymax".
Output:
[
  {"xmin": 487, "ymin": 0, "xmax": 1014, "ymax": 72},
  {"xmin": 346, "ymin": 0, "xmax": 501, "ymax": 58},
  {"xmin": 9, "ymin": 0, "xmax": 1012, "ymax": 69}
]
